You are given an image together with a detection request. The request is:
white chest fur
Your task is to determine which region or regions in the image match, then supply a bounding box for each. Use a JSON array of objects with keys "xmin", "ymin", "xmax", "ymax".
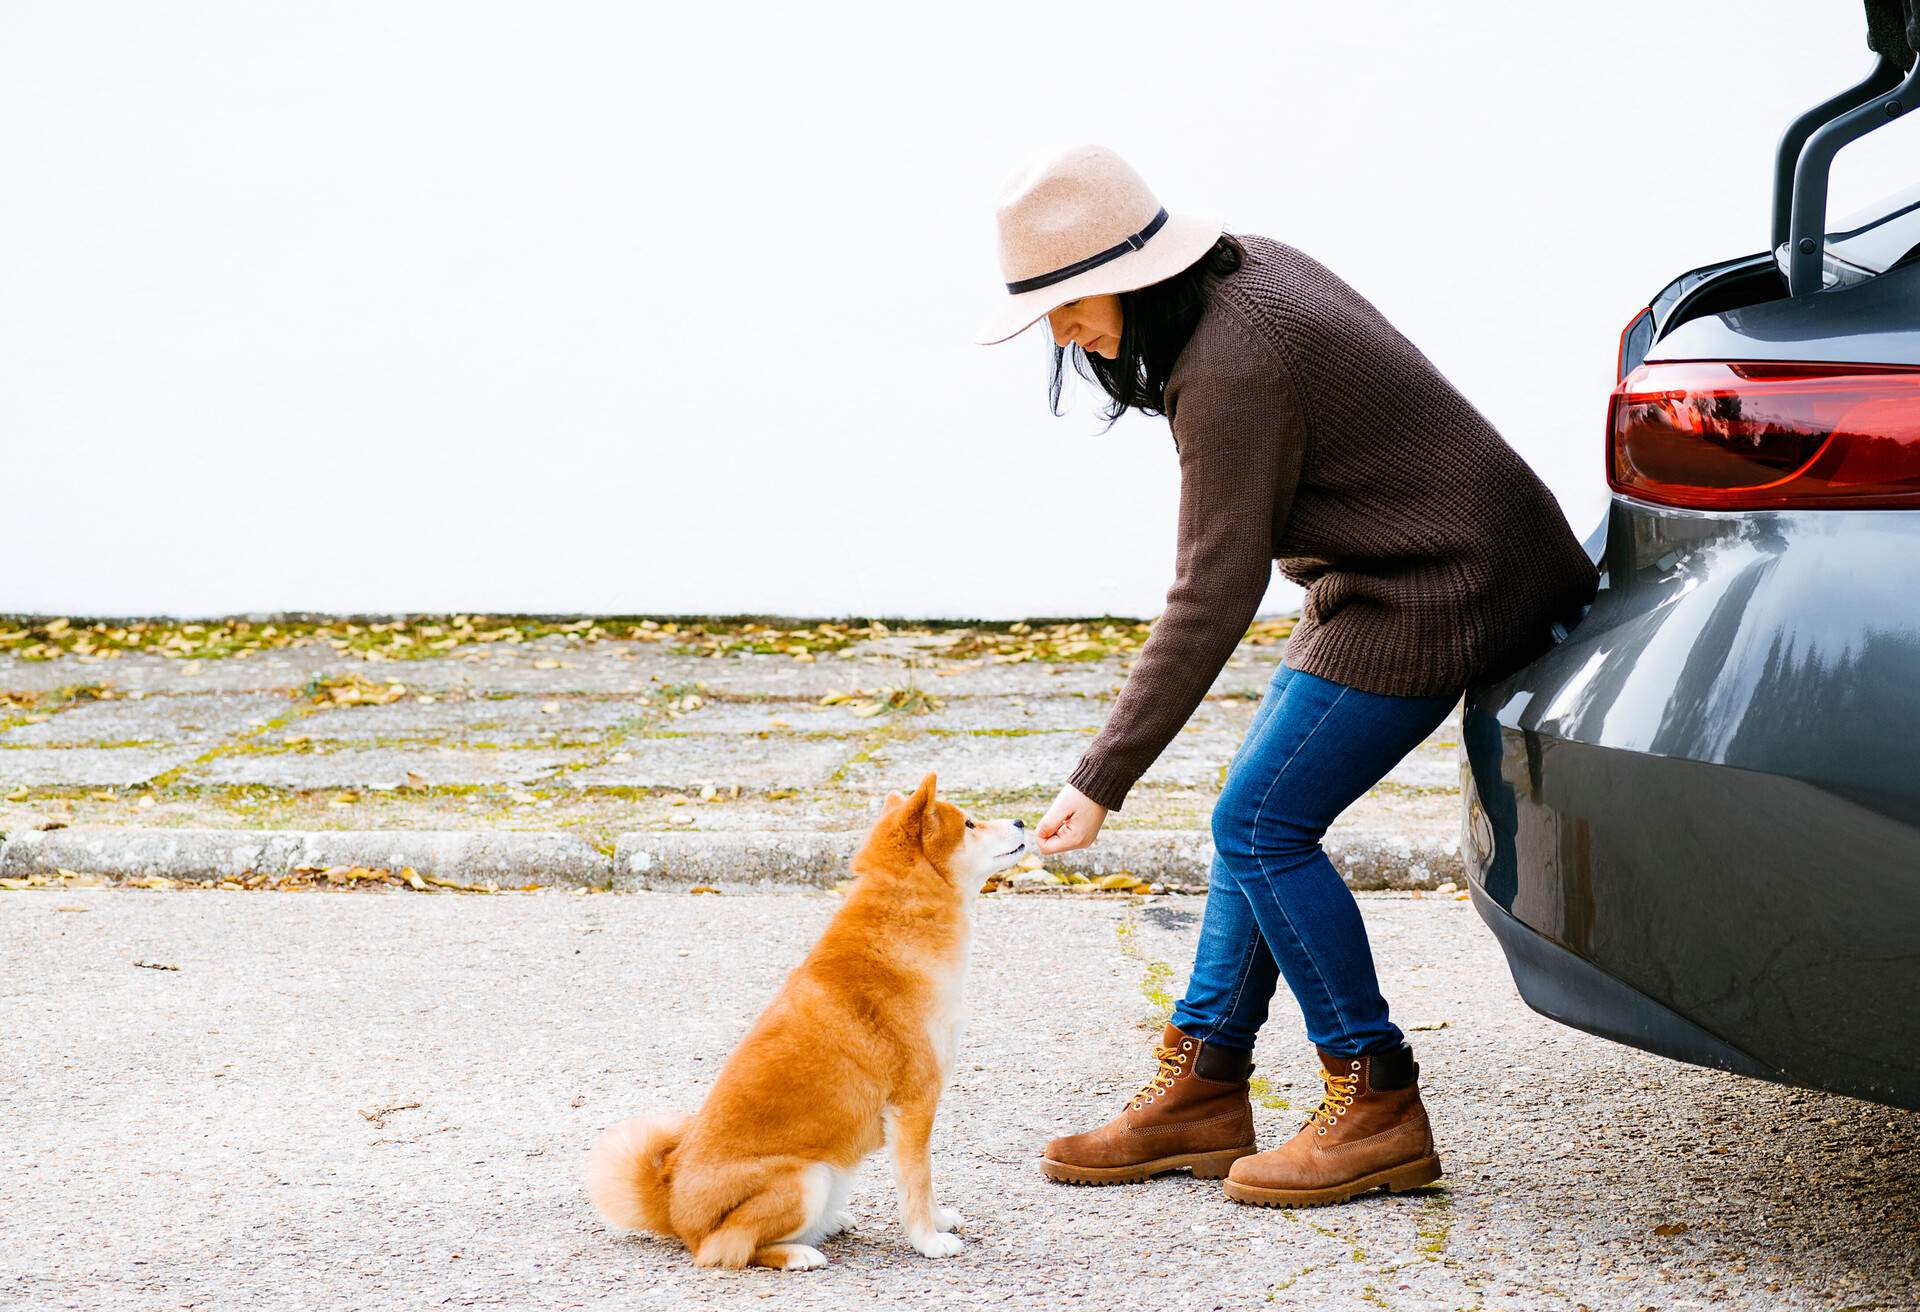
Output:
[{"xmin": 924, "ymin": 932, "xmax": 972, "ymax": 1078}]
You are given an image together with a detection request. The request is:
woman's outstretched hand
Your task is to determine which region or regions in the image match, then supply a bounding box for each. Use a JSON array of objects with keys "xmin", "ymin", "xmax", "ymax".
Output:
[{"xmin": 1036, "ymin": 784, "xmax": 1108, "ymax": 855}]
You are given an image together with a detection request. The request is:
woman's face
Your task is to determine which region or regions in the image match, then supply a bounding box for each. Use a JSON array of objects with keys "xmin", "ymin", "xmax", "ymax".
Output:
[{"xmin": 1048, "ymin": 294, "xmax": 1123, "ymax": 359}]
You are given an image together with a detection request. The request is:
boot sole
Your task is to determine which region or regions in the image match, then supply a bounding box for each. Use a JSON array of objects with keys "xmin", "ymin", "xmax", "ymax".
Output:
[
  {"xmin": 1040, "ymin": 1147, "xmax": 1254, "ymax": 1186},
  {"xmin": 1221, "ymin": 1153, "xmax": 1443, "ymax": 1208}
]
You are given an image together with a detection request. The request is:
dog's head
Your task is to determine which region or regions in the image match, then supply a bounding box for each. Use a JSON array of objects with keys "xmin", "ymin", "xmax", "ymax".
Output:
[{"xmin": 863, "ymin": 772, "xmax": 1027, "ymax": 891}]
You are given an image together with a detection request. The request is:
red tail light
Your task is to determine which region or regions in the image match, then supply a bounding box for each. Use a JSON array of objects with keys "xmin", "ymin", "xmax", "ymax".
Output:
[
  {"xmin": 1616, "ymin": 307, "xmax": 1654, "ymax": 381},
  {"xmin": 1608, "ymin": 360, "xmax": 1920, "ymax": 510}
]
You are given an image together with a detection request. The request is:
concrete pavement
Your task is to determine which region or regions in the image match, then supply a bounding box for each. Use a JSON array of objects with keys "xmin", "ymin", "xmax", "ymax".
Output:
[{"xmin": 4, "ymin": 885, "xmax": 1915, "ymax": 1311}]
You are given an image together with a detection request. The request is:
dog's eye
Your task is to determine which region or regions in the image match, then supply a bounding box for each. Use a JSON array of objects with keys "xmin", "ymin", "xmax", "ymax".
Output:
[{"xmin": 964, "ymin": 820, "xmax": 974, "ymax": 829}]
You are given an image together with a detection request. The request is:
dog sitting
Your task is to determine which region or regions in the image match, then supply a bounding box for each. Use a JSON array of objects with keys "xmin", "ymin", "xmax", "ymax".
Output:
[{"xmin": 585, "ymin": 773, "xmax": 1028, "ymax": 1270}]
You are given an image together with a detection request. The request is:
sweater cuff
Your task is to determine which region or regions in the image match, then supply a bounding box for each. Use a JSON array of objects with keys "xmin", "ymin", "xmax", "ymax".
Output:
[{"xmin": 1068, "ymin": 753, "xmax": 1134, "ymax": 813}]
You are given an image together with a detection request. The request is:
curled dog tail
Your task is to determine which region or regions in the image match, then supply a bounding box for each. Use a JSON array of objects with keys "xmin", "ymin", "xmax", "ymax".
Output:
[{"xmin": 585, "ymin": 1113, "xmax": 690, "ymax": 1237}]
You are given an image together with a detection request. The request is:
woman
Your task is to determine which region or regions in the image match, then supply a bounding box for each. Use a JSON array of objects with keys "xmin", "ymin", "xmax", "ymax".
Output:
[{"xmin": 977, "ymin": 145, "xmax": 1597, "ymax": 1207}]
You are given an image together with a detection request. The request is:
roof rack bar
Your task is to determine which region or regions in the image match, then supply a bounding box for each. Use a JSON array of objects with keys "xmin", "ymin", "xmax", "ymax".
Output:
[
  {"xmin": 1771, "ymin": 54, "xmax": 1904, "ymax": 252},
  {"xmin": 1786, "ymin": 54, "xmax": 1920, "ymax": 295}
]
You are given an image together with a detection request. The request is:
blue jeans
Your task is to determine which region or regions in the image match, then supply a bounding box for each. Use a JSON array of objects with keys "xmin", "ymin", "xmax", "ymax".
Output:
[{"xmin": 1169, "ymin": 664, "xmax": 1456, "ymax": 1057}]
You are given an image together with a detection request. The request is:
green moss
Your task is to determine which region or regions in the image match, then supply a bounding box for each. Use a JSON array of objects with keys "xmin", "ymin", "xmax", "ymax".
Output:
[
  {"xmin": 1366, "ymin": 781, "xmax": 1456, "ymax": 799},
  {"xmin": 577, "ymin": 785, "xmax": 652, "ymax": 802},
  {"xmin": 1114, "ymin": 916, "xmax": 1175, "ymax": 1024},
  {"xmin": 826, "ymin": 733, "xmax": 892, "ymax": 785},
  {"xmin": 1415, "ymin": 1188, "xmax": 1452, "ymax": 1259},
  {"xmin": 146, "ymin": 710, "xmax": 301, "ymax": 789},
  {"xmin": 1267, "ymin": 1263, "xmax": 1332, "ymax": 1295},
  {"xmin": 1246, "ymin": 1076, "xmax": 1291, "ymax": 1111},
  {"xmin": 1140, "ymin": 959, "xmax": 1174, "ymax": 1016}
]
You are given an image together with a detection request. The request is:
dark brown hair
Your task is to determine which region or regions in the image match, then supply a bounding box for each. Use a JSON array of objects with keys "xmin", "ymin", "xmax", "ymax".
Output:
[{"xmin": 1047, "ymin": 233, "xmax": 1245, "ymax": 424}]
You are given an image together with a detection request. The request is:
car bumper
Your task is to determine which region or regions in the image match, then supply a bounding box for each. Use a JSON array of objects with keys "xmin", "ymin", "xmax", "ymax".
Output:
[{"xmin": 1461, "ymin": 496, "xmax": 1920, "ymax": 1111}]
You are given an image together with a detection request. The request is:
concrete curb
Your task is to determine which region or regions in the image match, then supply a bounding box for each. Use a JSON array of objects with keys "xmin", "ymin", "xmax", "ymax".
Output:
[
  {"xmin": 0, "ymin": 825, "xmax": 1462, "ymax": 892},
  {"xmin": 611, "ymin": 827, "xmax": 1462, "ymax": 892},
  {"xmin": 0, "ymin": 828, "xmax": 611, "ymax": 888}
]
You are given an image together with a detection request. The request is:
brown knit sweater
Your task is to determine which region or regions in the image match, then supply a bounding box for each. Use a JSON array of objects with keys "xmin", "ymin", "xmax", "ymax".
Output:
[{"xmin": 1068, "ymin": 234, "xmax": 1598, "ymax": 812}]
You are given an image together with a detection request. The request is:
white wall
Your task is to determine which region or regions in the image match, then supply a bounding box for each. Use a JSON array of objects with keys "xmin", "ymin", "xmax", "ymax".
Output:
[{"xmin": 4, "ymin": 0, "xmax": 1914, "ymax": 618}]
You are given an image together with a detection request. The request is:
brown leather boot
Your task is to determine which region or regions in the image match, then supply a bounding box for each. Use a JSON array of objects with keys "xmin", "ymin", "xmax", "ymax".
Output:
[
  {"xmin": 1222, "ymin": 1045, "xmax": 1442, "ymax": 1207},
  {"xmin": 1040, "ymin": 1024, "xmax": 1256, "ymax": 1185}
]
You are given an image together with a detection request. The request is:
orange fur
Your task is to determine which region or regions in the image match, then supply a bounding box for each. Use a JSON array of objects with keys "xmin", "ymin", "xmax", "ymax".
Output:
[{"xmin": 585, "ymin": 773, "xmax": 1028, "ymax": 1271}]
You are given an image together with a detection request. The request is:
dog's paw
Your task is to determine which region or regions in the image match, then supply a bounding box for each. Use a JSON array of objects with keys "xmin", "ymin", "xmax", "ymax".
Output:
[
  {"xmin": 932, "ymin": 1205, "xmax": 964, "ymax": 1234},
  {"xmin": 911, "ymin": 1231, "xmax": 964, "ymax": 1260},
  {"xmin": 750, "ymin": 1243, "xmax": 827, "ymax": 1271},
  {"xmin": 818, "ymin": 1209, "xmax": 856, "ymax": 1239}
]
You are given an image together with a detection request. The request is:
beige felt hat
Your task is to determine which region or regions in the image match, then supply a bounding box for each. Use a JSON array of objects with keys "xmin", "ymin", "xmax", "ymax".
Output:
[{"xmin": 976, "ymin": 144, "xmax": 1224, "ymax": 346}]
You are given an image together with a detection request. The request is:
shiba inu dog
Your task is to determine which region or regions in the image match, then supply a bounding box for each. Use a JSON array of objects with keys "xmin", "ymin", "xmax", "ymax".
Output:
[{"xmin": 585, "ymin": 773, "xmax": 1028, "ymax": 1270}]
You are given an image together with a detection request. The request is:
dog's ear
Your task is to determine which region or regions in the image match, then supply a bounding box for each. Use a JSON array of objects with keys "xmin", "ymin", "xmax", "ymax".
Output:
[
  {"xmin": 906, "ymin": 772, "xmax": 937, "ymax": 813},
  {"xmin": 892, "ymin": 773, "xmax": 938, "ymax": 841},
  {"xmin": 882, "ymin": 790, "xmax": 906, "ymax": 810}
]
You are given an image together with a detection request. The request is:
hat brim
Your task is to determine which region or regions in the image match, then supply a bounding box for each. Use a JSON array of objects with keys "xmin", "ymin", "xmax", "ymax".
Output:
[{"xmin": 974, "ymin": 212, "xmax": 1226, "ymax": 346}]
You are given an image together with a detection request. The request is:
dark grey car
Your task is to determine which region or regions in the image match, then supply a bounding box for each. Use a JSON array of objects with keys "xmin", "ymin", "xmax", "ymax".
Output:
[{"xmin": 1461, "ymin": 0, "xmax": 1920, "ymax": 1112}]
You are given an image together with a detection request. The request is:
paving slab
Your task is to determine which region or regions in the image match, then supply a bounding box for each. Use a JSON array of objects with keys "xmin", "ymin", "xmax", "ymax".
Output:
[
  {"xmin": 667, "ymin": 695, "xmax": 1110, "ymax": 737},
  {"xmin": 185, "ymin": 746, "xmax": 588, "ymax": 790},
  {"xmin": 914, "ymin": 663, "xmax": 1128, "ymax": 699},
  {"xmin": 0, "ymin": 693, "xmax": 290, "ymax": 746},
  {"xmin": 293, "ymin": 697, "xmax": 646, "ymax": 744},
  {"xmin": 0, "ymin": 747, "xmax": 201, "ymax": 788},
  {"xmin": 836, "ymin": 730, "xmax": 1088, "ymax": 794},
  {"xmin": 406, "ymin": 649, "xmax": 896, "ymax": 697},
  {"xmin": 289, "ymin": 652, "xmax": 661, "ymax": 696},
  {"xmin": 646, "ymin": 700, "xmax": 905, "ymax": 736},
  {"xmin": 2, "ymin": 890, "xmax": 1911, "ymax": 1311},
  {"xmin": 837, "ymin": 726, "xmax": 1241, "ymax": 794},
  {"xmin": 0, "ymin": 647, "xmax": 354, "ymax": 695},
  {"xmin": 564, "ymin": 737, "xmax": 857, "ymax": 791}
]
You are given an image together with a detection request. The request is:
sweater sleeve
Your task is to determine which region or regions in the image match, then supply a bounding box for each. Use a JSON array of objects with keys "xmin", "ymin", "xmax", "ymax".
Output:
[{"xmin": 1066, "ymin": 318, "xmax": 1306, "ymax": 811}]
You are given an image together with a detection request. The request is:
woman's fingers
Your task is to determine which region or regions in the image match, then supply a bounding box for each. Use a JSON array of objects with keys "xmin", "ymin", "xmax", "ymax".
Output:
[
  {"xmin": 1035, "ymin": 792, "xmax": 1073, "ymax": 853},
  {"xmin": 1036, "ymin": 821, "xmax": 1078, "ymax": 855},
  {"xmin": 1036, "ymin": 784, "xmax": 1104, "ymax": 854}
]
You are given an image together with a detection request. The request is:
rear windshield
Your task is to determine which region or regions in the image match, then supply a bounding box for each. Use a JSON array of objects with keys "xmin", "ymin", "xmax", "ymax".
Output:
[{"xmin": 1774, "ymin": 180, "xmax": 1920, "ymax": 289}]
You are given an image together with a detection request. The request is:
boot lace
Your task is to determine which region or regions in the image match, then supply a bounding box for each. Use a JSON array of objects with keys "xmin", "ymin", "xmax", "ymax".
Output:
[
  {"xmin": 1128, "ymin": 1044, "xmax": 1189, "ymax": 1108},
  {"xmin": 1309, "ymin": 1064, "xmax": 1360, "ymax": 1134}
]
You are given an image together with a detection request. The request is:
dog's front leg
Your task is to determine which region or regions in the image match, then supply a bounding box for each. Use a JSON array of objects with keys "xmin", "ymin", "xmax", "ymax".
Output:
[{"xmin": 886, "ymin": 1100, "xmax": 962, "ymax": 1258}]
